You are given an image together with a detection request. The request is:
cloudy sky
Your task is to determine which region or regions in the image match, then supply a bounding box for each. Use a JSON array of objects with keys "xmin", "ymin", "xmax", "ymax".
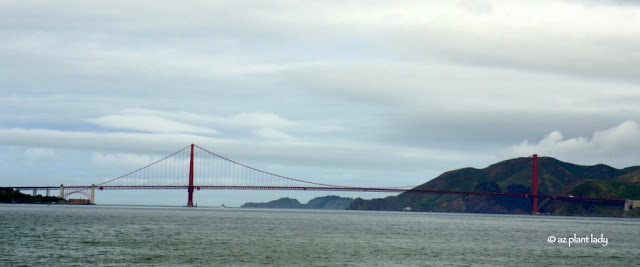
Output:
[{"xmin": 1, "ymin": 0, "xmax": 639, "ymax": 206}]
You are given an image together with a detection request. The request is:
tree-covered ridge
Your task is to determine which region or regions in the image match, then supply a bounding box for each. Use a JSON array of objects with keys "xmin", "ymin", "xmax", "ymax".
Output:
[
  {"xmin": 348, "ymin": 157, "xmax": 640, "ymax": 217},
  {"xmin": 0, "ymin": 187, "xmax": 64, "ymax": 204}
]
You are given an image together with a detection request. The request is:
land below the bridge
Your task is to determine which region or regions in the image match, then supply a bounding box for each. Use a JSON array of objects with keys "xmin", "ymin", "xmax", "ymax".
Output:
[
  {"xmin": 347, "ymin": 156, "xmax": 640, "ymax": 217},
  {"xmin": 0, "ymin": 187, "xmax": 67, "ymax": 204},
  {"xmin": 241, "ymin": 195, "xmax": 354, "ymax": 209}
]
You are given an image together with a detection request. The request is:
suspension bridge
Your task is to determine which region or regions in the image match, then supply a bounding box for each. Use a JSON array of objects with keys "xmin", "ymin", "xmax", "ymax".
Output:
[{"xmin": 6, "ymin": 144, "xmax": 631, "ymax": 214}]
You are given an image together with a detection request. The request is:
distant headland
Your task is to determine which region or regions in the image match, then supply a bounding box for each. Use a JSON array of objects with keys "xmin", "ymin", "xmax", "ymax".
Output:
[{"xmin": 242, "ymin": 195, "xmax": 354, "ymax": 210}]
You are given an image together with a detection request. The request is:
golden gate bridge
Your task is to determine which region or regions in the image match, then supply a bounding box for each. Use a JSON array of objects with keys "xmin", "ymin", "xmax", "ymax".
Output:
[{"xmin": 7, "ymin": 144, "xmax": 627, "ymax": 214}]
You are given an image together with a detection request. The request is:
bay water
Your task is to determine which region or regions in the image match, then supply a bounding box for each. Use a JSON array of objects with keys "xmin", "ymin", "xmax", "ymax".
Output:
[{"xmin": 1, "ymin": 205, "xmax": 638, "ymax": 266}]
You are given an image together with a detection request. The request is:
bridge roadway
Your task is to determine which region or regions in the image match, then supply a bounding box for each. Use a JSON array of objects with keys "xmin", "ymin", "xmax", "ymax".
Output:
[{"xmin": 10, "ymin": 185, "xmax": 626, "ymax": 204}]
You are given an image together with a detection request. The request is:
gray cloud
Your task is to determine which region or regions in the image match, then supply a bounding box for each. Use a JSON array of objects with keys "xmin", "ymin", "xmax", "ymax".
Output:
[
  {"xmin": 505, "ymin": 121, "xmax": 640, "ymax": 168},
  {"xmin": 0, "ymin": 127, "xmax": 477, "ymax": 171}
]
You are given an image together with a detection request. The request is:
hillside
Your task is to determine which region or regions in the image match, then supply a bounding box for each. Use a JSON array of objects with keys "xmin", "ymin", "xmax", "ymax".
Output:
[
  {"xmin": 347, "ymin": 157, "xmax": 640, "ymax": 217},
  {"xmin": 242, "ymin": 195, "xmax": 353, "ymax": 209}
]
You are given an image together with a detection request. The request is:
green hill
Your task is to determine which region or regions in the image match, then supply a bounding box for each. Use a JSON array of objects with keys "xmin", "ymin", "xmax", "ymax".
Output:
[
  {"xmin": 241, "ymin": 197, "xmax": 303, "ymax": 209},
  {"xmin": 305, "ymin": 195, "xmax": 354, "ymax": 209},
  {"xmin": 348, "ymin": 157, "xmax": 640, "ymax": 217},
  {"xmin": 242, "ymin": 195, "xmax": 353, "ymax": 209}
]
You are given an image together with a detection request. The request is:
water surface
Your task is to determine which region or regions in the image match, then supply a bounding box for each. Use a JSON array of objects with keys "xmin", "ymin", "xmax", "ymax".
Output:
[{"xmin": 1, "ymin": 205, "xmax": 638, "ymax": 266}]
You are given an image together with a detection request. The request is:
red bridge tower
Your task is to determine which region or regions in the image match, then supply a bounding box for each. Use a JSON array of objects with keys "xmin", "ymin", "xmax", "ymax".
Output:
[
  {"xmin": 187, "ymin": 144, "xmax": 195, "ymax": 207},
  {"xmin": 531, "ymin": 154, "xmax": 538, "ymax": 215}
]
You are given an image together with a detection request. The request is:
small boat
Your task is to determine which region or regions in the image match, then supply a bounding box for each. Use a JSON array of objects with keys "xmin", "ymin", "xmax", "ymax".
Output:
[{"xmin": 220, "ymin": 205, "xmax": 226, "ymax": 209}]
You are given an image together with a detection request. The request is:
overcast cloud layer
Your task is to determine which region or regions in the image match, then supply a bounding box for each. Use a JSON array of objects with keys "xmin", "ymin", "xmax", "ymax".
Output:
[{"xmin": 1, "ymin": 0, "xmax": 639, "ymax": 206}]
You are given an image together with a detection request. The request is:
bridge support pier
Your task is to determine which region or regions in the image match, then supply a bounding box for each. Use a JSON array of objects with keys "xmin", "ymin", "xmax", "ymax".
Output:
[
  {"xmin": 46, "ymin": 189, "xmax": 50, "ymax": 197},
  {"xmin": 59, "ymin": 184, "xmax": 64, "ymax": 199},
  {"xmin": 531, "ymin": 154, "xmax": 539, "ymax": 215},
  {"xmin": 32, "ymin": 189, "xmax": 37, "ymax": 196},
  {"xmin": 90, "ymin": 184, "xmax": 96, "ymax": 204},
  {"xmin": 187, "ymin": 144, "xmax": 195, "ymax": 207}
]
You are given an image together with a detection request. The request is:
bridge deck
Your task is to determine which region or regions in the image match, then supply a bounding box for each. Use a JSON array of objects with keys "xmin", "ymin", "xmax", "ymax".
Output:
[{"xmin": 9, "ymin": 185, "xmax": 626, "ymax": 204}]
